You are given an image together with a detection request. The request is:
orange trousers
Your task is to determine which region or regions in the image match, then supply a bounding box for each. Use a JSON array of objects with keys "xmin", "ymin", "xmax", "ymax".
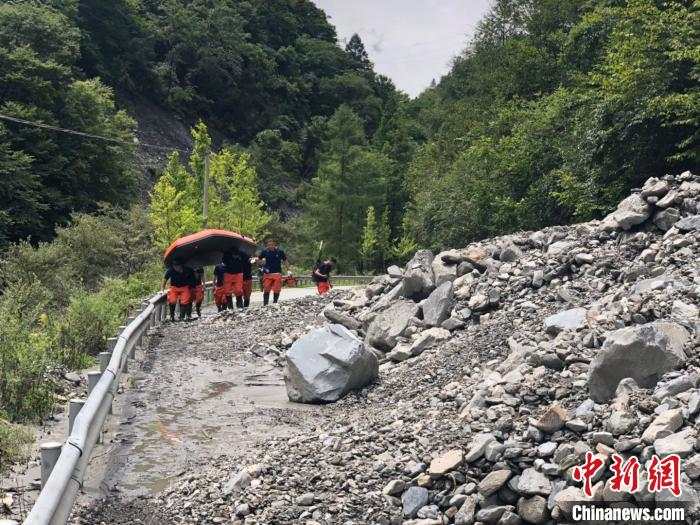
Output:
[
  {"xmin": 224, "ymin": 273, "xmax": 243, "ymax": 297},
  {"xmin": 167, "ymin": 286, "xmax": 191, "ymax": 305},
  {"xmin": 243, "ymin": 279, "xmax": 253, "ymax": 299},
  {"xmin": 213, "ymin": 285, "xmax": 227, "ymax": 307},
  {"xmin": 262, "ymin": 273, "xmax": 282, "ymax": 293},
  {"xmin": 317, "ymin": 282, "xmax": 332, "ymax": 295},
  {"xmin": 194, "ymin": 284, "xmax": 204, "ymax": 305}
]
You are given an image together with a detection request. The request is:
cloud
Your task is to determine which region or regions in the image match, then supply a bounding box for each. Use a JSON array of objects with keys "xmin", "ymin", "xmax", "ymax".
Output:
[{"xmin": 314, "ymin": 0, "xmax": 490, "ymax": 97}]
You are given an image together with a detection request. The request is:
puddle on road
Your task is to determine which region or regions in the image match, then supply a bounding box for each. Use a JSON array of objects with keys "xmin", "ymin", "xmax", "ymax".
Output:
[
  {"xmin": 202, "ymin": 380, "xmax": 237, "ymax": 400},
  {"xmin": 110, "ymin": 353, "xmax": 318, "ymax": 497}
]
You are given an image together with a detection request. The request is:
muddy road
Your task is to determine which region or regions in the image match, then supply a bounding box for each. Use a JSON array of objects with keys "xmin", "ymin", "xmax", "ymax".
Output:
[{"xmin": 70, "ymin": 292, "xmax": 338, "ymax": 524}]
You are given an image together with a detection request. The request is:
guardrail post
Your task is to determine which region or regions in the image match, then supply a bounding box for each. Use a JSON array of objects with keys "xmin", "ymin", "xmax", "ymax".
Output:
[
  {"xmin": 87, "ymin": 371, "xmax": 101, "ymax": 395},
  {"xmin": 40, "ymin": 441, "xmax": 62, "ymax": 488},
  {"xmin": 99, "ymin": 353, "xmax": 110, "ymax": 374},
  {"xmin": 86, "ymin": 372, "xmax": 104, "ymax": 443},
  {"xmin": 68, "ymin": 398, "xmax": 86, "ymax": 434}
]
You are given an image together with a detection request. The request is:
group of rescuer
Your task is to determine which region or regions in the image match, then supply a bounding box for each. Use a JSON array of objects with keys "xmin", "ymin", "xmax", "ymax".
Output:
[{"xmin": 162, "ymin": 239, "xmax": 336, "ymax": 322}]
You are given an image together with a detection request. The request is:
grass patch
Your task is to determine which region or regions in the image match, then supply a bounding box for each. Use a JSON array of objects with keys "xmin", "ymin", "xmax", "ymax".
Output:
[{"xmin": 0, "ymin": 419, "xmax": 33, "ymax": 476}]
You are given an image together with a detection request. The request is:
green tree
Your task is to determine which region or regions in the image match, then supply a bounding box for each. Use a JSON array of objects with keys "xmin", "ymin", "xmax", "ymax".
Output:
[
  {"xmin": 303, "ymin": 106, "xmax": 388, "ymax": 269},
  {"xmin": 207, "ymin": 149, "xmax": 272, "ymax": 239},
  {"xmin": 0, "ymin": 2, "xmax": 136, "ymax": 245},
  {"xmin": 345, "ymin": 33, "xmax": 373, "ymax": 71},
  {"xmin": 359, "ymin": 206, "xmax": 378, "ymax": 272},
  {"xmin": 149, "ymin": 123, "xmax": 271, "ymax": 247},
  {"xmin": 149, "ymin": 156, "xmax": 200, "ymax": 251}
]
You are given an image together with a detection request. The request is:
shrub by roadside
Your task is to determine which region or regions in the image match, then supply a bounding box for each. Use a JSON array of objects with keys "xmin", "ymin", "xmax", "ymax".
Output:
[{"xmin": 0, "ymin": 206, "xmax": 160, "ymax": 428}]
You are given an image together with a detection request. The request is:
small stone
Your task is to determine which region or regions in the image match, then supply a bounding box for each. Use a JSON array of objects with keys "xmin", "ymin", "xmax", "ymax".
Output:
[
  {"xmin": 537, "ymin": 442, "xmax": 557, "ymax": 458},
  {"xmin": 296, "ymin": 492, "xmax": 315, "ymax": 506},
  {"xmin": 383, "ymin": 479, "xmax": 406, "ymax": 496},
  {"xmin": 465, "ymin": 433, "xmax": 496, "ymax": 462},
  {"xmin": 479, "ymin": 469, "xmax": 512, "ymax": 496},
  {"xmin": 518, "ymin": 468, "xmax": 552, "ymax": 496},
  {"xmin": 641, "ymin": 408, "xmax": 684, "ymax": 443},
  {"xmin": 402, "ymin": 487, "xmax": 429, "ymax": 518},
  {"xmin": 565, "ymin": 419, "xmax": 587, "ymax": 433},
  {"xmin": 417, "ymin": 504, "xmax": 440, "ymax": 519},
  {"xmin": 533, "ymin": 404, "xmax": 568, "ymax": 433},
  {"xmin": 543, "ymin": 308, "xmax": 588, "ymax": 335},
  {"xmin": 654, "ymin": 429, "xmax": 696, "ymax": 458},
  {"xmin": 517, "ymin": 495, "xmax": 549, "ymax": 524},
  {"xmin": 454, "ymin": 495, "xmax": 477, "ymax": 525},
  {"xmin": 428, "ymin": 449, "xmax": 464, "ymax": 477}
]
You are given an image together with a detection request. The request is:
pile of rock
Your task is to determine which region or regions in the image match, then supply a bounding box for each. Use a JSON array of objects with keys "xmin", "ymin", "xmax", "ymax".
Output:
[{"xmin": 129, "ymin": 172, "xmax": 698, "ymax": 524}]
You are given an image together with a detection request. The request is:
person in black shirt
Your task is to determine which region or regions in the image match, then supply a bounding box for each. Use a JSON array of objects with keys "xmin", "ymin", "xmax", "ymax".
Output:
[
  {"xmin": 213, "ymin": 262, "xmax": 227, "ymax": 311},
  {"xmin": 256, "ymin": 239, "xmax": 288, "ymax": 305},
  {"xmin": 162, "ymin": 260, "xmax": 195, "ymax": 321},
  {"xmin": 193, "ymin": 267, "xmax": 205, "ymax": 318},
  {"xmin": 313, "ymin": 258, "xmax": 336, "ymax": 295},
  {"xmin": 242, "ymin": 254, "xmax": 253, "ymax": 307},
  {"xmin": 222, "ymin": 249, "xmax": 245, "ymax": 309}
]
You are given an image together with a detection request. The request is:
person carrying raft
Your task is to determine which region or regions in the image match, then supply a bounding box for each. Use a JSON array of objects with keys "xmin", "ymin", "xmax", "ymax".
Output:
[
  {"xmin": 313, "ymin": 257, "xmax": 336, "ymax": 295},
  {"xmin": 213, "ymin": 261, "xmax": 228, "ymax": 311},
  {"xmin": 242, "ymin": 254, "xmax": 254, "ymax": 308},
  {"xmin": 222, "ymin": 249, "xmax": 245, "ymax": 309},
  {"xmin": 256, "ymin": 239, "xmax": 288, "ymax": 306},
  {"xmin": 193, "ymin": 267, "xmax": 205, "ymax": 318},
  {"xmin": 162, "ymin": 259, "xmax": 195, "ymax": 321}
]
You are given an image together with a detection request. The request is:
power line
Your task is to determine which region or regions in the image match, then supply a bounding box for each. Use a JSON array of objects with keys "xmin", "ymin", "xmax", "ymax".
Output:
[{"xmin": 0, "ymin": 112, "xmax": 188, "ymax": 152}]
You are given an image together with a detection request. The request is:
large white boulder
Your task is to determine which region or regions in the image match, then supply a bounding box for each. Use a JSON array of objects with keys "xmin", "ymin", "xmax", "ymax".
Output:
[
  {"xmin": 285, "ymin": 324, "xmax": 378, "ymax": 404},
  {"xmin": 588, "ymin": 322, "xmax": 689, "ymax": 402}
]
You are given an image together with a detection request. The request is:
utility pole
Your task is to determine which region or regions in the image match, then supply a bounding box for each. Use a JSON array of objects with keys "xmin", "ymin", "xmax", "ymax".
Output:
[{"xmin": 202, "ymin": 150, "xmax": 210, "ymax": 228}]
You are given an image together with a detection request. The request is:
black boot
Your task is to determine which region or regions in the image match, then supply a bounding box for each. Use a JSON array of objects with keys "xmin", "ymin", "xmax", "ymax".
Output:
[
  {"xmin": 273, "ymin": 292, "xmax": 280, "ymax": 304},
  {"xmin": 243, "ymin": 296, "xmax": 250, "ymax": 308},
  {"xmin": 185, "ymin": 303, "xmax": 193, "ymax": 320},
  {"xmin": 263, "ymin": 292, "xmax": 270, "ymax": 306},
  {"xmin": 178, "ymin": 303, "xmax": 185, "ymax": 321},
  {"xmin": 234, "ymin": 296, "xmax": 243, "ymax": 308},
  {"xmin": 196, "ymin": 303, "xmax": 201, "ymax": 317},
  {"xmin": 169, "ymin": 304, "xmax": 176, "ymax": 322}
]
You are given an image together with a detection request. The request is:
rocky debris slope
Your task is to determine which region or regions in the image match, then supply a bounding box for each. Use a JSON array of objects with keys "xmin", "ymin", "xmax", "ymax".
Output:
[{"xmin": 103, "ymin": 172, "xmax": 698, "ymax": 524}]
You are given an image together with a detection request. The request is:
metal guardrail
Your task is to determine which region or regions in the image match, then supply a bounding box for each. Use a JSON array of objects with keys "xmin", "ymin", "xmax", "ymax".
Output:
[
  {"xmin": 22, "ymin": 275, "xmax": 373, "ymax": 523},
  {"xmin": 24, "ymin": 292, "xmax": 168, "ymax": 525}
]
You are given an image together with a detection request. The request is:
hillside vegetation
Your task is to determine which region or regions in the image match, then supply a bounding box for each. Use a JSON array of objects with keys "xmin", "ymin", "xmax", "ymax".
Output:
[{"xmin": 0, "ymin": 0, "xmax": 697, "ymax": 470}]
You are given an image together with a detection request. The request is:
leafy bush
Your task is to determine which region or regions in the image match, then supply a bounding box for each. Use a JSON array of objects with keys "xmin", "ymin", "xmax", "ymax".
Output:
[
  {"xmin": 0, "ymin": 419, "xmax": 33, "ymax": 475},
  {"xmin": 0, "ymin": 208, "xmax": 161, "ymax": 424},
  {"xmin": 0, "ymin": 279, "xmax": 57, "ymax": 421}
]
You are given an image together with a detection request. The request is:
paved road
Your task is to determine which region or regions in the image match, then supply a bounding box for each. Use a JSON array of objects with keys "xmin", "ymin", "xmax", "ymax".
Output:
[
  {"xmin": 246, "ymin": 285, "xmax": 351, "ymax": 304},
  {"xmin": 67, "ymin": 290, "xmax": 347, "ymax": 522}
]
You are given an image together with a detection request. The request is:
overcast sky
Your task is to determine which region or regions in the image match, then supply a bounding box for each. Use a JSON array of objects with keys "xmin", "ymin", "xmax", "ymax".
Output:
[{"xmin": 313, "ymin": 0, "xmax": 492, "ymax": 98}]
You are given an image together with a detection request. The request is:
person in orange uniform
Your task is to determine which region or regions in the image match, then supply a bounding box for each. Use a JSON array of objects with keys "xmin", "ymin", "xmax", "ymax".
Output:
[
  {"xmin": 256, "ymin": 239, "xmax": 288, "ymax": 306},
  {"xmin": 242, "ymin": 255, "xmax": 254, "ymax": 308},
  {"xmin": 213, "ymin": 262, "xmax": 228, "ymax": 311},
  {"xmin": 222, "ymin": 250, "xmax": 245, "ymax": 309},
  {"xmin": 313, "ymin": 258, "xmax": 336, "ymax": 295},
  {"xmin": 162, "ymin": 260, "xmax": 195, "ymax": 321},
  {"xmin": 193, "ymin": 267, "xmax": 205, "ymax": 318}
]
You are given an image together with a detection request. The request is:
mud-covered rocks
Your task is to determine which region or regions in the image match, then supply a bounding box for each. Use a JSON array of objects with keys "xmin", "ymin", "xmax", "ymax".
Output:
[
  {"xmin": 284, "ymin": 324, "xmax": 378, "ymax": 403},
  {"xmin": 366, "ymin": 299, "xmax": 419, "ymax": 350},
  {"xmin": 96, "ymin": 172, "xmax": 700, "ymax": 525},
  {"xmin": 422, "ymin": 281, "xmax": 454, "ymax": 327},
  {"xmin": 604, "ymin": 193, "xmax": 652, "ymax": 230},
  {"xmin": 402, "ymin": 250, "xmax": 436, "ymax": 299},
  {"xmin": 543, "ymin": 308, "xmax": 588, "ymax": 335},
  {"xmin": 588, "ymin": 322, "xmax": 689, "ymax": 402}
]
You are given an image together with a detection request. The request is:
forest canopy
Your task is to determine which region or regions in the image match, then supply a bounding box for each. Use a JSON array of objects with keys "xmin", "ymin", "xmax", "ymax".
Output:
[{"xmin": 0, "ymin": 0, "xmax": 697, "ymax": 269}]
